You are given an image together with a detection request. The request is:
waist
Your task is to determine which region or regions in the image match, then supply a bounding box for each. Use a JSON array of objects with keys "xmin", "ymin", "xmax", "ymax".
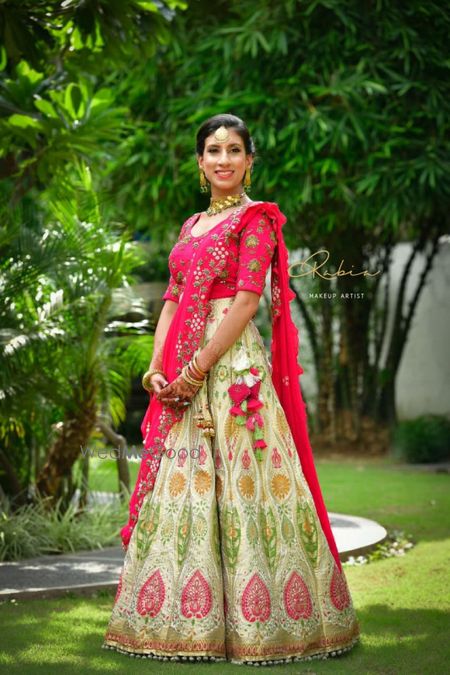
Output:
[{"xmin": 209, "ymin": 288, "xmax": 237, "ymax": 300}]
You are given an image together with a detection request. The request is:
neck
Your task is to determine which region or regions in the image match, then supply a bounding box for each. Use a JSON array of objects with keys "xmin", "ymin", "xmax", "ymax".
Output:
[
  {"xmin": 206, "ymin": 191, "xmax": 247, "ymax": 217},
  {"xmin": 210, "ymin": 186, "xmax": 244, "ymax": 199}
]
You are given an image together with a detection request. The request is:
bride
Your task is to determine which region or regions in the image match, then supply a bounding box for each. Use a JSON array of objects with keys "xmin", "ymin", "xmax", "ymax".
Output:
[{"xmin": 103, "ymin": 113, "xmax": 361, "ymax": 665}]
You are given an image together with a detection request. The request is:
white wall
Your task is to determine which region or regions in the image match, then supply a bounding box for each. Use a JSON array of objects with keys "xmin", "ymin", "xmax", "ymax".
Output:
[{"xmin": 394, "ymin": 236, "xmax": 450, "ymax": 420}]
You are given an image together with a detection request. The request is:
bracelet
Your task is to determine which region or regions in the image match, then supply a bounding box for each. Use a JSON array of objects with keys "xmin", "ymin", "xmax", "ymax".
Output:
[
  {"xmin": 142, "ymin": 369, "xmax": 166, "ymax": 392},
  {"xmin": 192, "ymin": 352, "xmax": 207, "ymax": 376},
  {"xmin": 182, "ymin": 371, "xmax": 204, "ymax": 387},
  {"xmin": 188, "ymin": 362, "xmax": 205, "ymax": 380},
  {"xmin": 181, "ymin": 365, "xmax": 204, "ymax": 388}
]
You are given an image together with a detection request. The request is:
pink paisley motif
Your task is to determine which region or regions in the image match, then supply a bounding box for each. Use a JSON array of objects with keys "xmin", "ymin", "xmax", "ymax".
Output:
[
  {"xmin": 199, "ymin": 445, "xmax": 207, "ymax": 465},
  {"xmin": 330, "ymin": 564, "xmax": 351, "ymax": 610},
  {"xmin": 242, "ymin": 448, "xmax": 251, "ymax": 470},
  {"xmin": 136, "ymin": 569, "xmax": 166, "ymax": 617},
  {"xmin": 181, "ymin": 569, "xmax": 213, "ymax": 619},
  {"xmin": 177, "ymin": 447, "xmax": 188, "ymax": 467},
  {"xmin": 283, "ymin": 571, "xmax": 313, "ymax": 619},
  {"xmin": 114, "ymin": 574, "xmax": 123, "ymax": 604},
  {"xmin": 271, "ymin": 446, "xmax": 282, "ymax": 468},
  {"xmin": 241, "ymin": 573, "xmax": 271, "ymax": 622}
]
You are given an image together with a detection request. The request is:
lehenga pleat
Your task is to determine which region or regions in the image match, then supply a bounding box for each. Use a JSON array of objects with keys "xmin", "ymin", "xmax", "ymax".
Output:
[{"xmin": 103, "ymin": 297, "xmax": 360, "ymax": 665}]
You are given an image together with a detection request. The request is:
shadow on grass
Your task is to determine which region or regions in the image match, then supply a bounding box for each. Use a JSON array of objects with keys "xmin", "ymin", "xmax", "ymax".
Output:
[{"xmin": 0, "ymin": 594, "xmax": 448, "ymax": 674}]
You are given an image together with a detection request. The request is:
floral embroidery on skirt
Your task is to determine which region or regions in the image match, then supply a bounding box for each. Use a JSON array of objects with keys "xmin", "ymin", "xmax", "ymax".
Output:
[{"xmin": 103, "ymin": 297, "xmax": 360, "ymax": 665}]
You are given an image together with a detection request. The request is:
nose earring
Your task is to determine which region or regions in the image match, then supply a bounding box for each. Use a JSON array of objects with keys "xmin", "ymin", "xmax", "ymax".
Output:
[{"xmin": 199, "ymin": 169, "xmax": 209, "ymax": 193}]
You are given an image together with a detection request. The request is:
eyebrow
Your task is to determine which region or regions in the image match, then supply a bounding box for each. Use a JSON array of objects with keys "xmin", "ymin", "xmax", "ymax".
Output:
[{"xmin": 206, "ymin": 142, "xmax": 243, "ymax": 148}]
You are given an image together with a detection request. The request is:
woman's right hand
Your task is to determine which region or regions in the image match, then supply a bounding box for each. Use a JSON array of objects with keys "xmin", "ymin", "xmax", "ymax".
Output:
[{"xmin": 149, "ymin": 372, "xmax": 169, "ymax": 395}]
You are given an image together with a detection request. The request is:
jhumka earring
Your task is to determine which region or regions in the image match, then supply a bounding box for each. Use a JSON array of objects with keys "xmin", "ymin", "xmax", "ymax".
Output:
[
  {"xmin": 199, "ymin": 169, "xmax": 209, "ymax": 193},
  {"xmin": 244, "ymin": 166, "xmax": 252, "ymax": 193}
]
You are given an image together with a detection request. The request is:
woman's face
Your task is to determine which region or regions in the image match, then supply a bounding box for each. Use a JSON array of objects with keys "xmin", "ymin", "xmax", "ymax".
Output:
[{"xmin": 197, "ymin": 127, "xmax": 253, "ymax": 198}]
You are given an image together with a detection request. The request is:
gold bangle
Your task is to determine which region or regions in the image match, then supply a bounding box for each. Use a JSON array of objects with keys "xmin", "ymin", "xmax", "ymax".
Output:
[
  {"xmin": 181, "ymin": 365, "xmax": 204, "ymax": 387},
  {"xmin": 188, "ymin": 362, "xmax": 205, "ymax": 380},
  {"xmin": 182, "ymin": 373, "xmax": 204, "ymax": 387},
  {"xmin": 192, "ymin": 353, "xmax": 207, "ymax": 375}
]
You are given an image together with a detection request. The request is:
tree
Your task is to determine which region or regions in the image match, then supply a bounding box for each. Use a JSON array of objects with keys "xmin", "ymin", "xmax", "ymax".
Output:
[
  {"xmin": 0, "ymin": 167, "xmax": 152, "ymax": 504},
  {"xmin": 102, "ymin": 0, "xmax": 450, "ymax": 432}
]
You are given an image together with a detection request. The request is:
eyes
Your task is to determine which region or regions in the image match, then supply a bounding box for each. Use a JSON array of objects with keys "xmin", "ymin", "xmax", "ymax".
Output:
[{"xmin": 207, "ymin": 147, "xmax": 242, "ymax": 154}]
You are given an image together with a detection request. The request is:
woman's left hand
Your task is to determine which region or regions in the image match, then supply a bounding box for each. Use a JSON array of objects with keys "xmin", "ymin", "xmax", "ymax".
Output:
[{"xmin": 155, "ymin": 374, "xmax": 202, "ymax": 411}]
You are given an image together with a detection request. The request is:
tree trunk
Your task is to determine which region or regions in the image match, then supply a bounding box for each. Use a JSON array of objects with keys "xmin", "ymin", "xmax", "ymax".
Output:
[
  {"xmin": 35, "ymin": 375, "xmax": 97, "ymax": 504},
  {"xmin": 79, "ymin": 453, "xmax": 90, "ymax": 509}
]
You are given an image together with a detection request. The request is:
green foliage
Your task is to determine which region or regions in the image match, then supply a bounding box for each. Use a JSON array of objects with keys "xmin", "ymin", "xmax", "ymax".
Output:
[
  {"xmin": 0, "ymin": 0, "xmax": 186, "ymax": 67},
  {"xmin": 1, "ymin": 0, "xmax": 449, "ymax": 490},
  {"xmin": 391, "ymin": 415, "xmax": 450, "ymax": 463},
  {"xmin": 0, "ymin": 491, "xmax": 129, "ymax": 561},
  {"xmin": 0, "ymin": 165, "xmax": 153, "ymax": 495},
  {"xmin": 0, "ymin": 63, "xmax": 130, "ymax": 186},
  {"xmin": 104, "ymin": 0, "xmax": 450, "ymax": 237}
]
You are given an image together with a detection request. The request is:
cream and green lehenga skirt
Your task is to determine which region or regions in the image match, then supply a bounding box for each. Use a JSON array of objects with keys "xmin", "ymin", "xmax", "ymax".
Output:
[{"xmin": 103, "ymin": 297, "xmax": 361, "ymax": 666}]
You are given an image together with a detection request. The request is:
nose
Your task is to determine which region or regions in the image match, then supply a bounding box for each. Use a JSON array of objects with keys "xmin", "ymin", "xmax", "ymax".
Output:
[{"xmin": 217, "ymin": 149, "xmax": 231, "ymax": 165}]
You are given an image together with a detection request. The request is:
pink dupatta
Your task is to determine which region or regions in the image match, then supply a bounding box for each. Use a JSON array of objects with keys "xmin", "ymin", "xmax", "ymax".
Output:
[{"xmin": 121, "ymin": 201, "xmax": 342, "ymax": 572}]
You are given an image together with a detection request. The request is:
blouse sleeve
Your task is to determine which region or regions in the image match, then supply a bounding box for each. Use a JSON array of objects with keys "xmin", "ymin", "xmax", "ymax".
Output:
[
  {"xmin": 162, "ymin": 275, "xmax": 181, "ymax": 303},
  {"xmin": 236, "ymin": 210, "xmax": 277, "ymax": 296},
  {"xmin": 161, "ymin": 220, "xmax": 190, "ymax": 303}
]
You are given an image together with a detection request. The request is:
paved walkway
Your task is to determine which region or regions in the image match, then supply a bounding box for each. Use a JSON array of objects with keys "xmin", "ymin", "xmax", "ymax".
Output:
[{"xmin": 0, "ymin": 512, "xmax": 386, "ymax": 601}]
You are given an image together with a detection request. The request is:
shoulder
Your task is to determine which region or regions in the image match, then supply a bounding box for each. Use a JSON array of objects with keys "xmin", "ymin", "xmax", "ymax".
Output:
[
  {"xmin": 241, "ymin": 201, "xmax": 286, "ymax": 236},
  {"xmin": 243, "ymin": 200, "xmax": 285, "ymax": 220}
]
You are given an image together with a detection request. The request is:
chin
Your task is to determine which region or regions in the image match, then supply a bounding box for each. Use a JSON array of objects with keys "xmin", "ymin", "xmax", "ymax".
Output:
[{"xmin": 212, "ymin": 182, "xmax": 242, "ymax": 192}]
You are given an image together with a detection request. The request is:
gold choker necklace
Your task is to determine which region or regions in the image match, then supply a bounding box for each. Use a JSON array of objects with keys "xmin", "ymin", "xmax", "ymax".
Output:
[{"xmin": 206, "ymin": 192, "xmax": 245, "ymax": 217}]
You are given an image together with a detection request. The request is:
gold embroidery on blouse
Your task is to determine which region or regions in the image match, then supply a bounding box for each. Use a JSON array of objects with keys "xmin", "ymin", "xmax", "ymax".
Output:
[
  {"xmin": 247, "ymin": 259, "xmax": 261, "ymax": 272},
  {"xmin": 244, "ymin": 234, "xmax": 260, "ymax": 248}
]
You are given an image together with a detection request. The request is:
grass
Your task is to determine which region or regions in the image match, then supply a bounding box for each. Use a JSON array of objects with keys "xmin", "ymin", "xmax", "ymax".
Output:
[
  {"xmin": 0, "ymin": 457, "xmax": 449, "ymax": 674},
  {"xmin": 74, "ymin": 454, "xmax": 139, "ymax": 493}
]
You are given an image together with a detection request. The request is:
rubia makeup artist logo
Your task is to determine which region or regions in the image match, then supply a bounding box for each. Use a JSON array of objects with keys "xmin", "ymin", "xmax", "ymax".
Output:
[
  {"xmin": 288, "ymin": 249, "xmax": 381, "ymax": 280},
  {"xmin": 80, "ymin": 445, "xmax": 205, "ymax": 460}
]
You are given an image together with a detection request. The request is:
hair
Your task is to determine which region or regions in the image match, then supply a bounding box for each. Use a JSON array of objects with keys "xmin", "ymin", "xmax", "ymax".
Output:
[{"xmin": 195, "ymin": 113, "xmax": 256, "ymax": 157}]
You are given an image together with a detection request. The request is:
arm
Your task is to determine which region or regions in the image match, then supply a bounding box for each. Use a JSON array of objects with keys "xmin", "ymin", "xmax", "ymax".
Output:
[
  {"xmin": 148, "ymin": 299, "xmax": 178, "ymax": 370},
  {"xmin": 196, "ymin": 291, "xmax": 260, "ymax": 372}
]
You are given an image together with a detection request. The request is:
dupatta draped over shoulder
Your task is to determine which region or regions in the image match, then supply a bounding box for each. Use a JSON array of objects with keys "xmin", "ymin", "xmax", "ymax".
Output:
[{"xmin": 121, "ymin": 201, "xmax": 342, "ymax": 572}]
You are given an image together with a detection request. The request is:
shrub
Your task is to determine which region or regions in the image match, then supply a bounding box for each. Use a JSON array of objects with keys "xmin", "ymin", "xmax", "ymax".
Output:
[
  {"xmin": 391, "ymin": 415, "xmax": 450, "ymax": 463},
  {"xmin": 0, "ymin": 492, "xmax": 129, "ymax": 562}
]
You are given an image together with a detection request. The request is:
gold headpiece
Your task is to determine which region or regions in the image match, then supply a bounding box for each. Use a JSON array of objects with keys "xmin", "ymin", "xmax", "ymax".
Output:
[{"xmin": 214, "ymin": 126, "xmax": 230, "ymax": 142}]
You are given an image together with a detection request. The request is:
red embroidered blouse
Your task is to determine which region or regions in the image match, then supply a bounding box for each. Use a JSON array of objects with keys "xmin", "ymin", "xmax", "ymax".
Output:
[{"xmin": 162, "ymin": 208, "xmax": 277, "ymax": 304}]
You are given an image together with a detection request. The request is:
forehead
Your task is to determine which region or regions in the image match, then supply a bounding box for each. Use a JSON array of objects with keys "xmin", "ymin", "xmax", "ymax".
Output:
[{"xmin": 204, "ymin": 127, "xmax": 243, "ymax": 146}]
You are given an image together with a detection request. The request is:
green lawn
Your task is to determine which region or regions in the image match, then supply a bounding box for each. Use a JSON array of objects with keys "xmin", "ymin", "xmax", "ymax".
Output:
[
  {"xmin": 82, "ymin": 456, "xmax": 139, "ymax": 493},
  {"xmin": 1, "ymin": 458, "xmax": 449, "ymax": 674}
]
